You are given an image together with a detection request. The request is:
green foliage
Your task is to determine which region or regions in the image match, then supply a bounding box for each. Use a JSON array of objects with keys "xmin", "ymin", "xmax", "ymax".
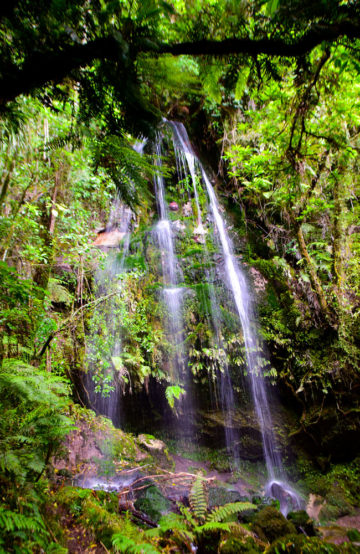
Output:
[
  {"xmin": 268, "ymin": 533, "xmax": 357, "ymax": 553},
  {"xmin": 147, "ymin": 474, "xmax": 256, "ymax": 553},
  {"xmin": 0, "ymin": 507, "xmax": 45, "ymax": 533},
  {"xmin": 0, "ymin": 358, "xmax": 74, "ymax": 552},
  {"xmin": 0, "ymin": 359, "xmax": 74, "ymax": 485},
  {"xmin": 208, "ymin": 501, "xmax": 256, "ymax": 523},
  {"xmin": 189, "ymin": 473, "xmax": 208, "ymax": 522},
  {"xmin": 165, "ymin": 384, "xmax": 185, "ymax": 409},
  {"xmin": 91, "ymin": 134, "xmax": 155, "ymax": 208},
  {"xmin": 112, "ymin": 533, "xmax": 159, "ymax": 553}
]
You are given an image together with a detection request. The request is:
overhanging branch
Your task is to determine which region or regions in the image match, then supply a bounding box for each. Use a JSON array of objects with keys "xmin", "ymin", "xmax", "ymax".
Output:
[
  {"xmin": 0, "ymin": 19, "xmax": 359, "ymax": 106},
  {"xmin": 0, "ymin": 36, "xmax": 120, "ymax": 106},
  {"xmin": 158, "ymin": 21, "xmax": 360, "ymax": 57}
]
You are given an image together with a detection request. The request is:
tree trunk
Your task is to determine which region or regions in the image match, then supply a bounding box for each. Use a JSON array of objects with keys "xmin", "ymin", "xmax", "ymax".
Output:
[
  {"xmin": 33, "ymin": 172, "xmax": 59, "ymax": 293},
  {"xmin": 295, "ymin": 223, "xmax": 331, "ymax": 320}
]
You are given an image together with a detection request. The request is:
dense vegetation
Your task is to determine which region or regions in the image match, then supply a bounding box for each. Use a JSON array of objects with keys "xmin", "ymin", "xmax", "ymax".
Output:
[{"xmin": 1, "ymin": 0, "xmax": 360, "ymax": 552}]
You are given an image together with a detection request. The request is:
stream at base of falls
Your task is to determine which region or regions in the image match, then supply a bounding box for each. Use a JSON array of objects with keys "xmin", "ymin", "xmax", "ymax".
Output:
[{"xmin": 84, "ymin": 121, "xmax": 302, "ymax": 515}]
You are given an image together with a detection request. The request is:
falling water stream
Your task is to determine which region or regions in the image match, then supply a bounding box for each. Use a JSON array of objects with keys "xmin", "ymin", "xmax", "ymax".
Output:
[
  {"xmin": 85, "ymin": 201, "xmax": 132, "ymax": 426},
  {"xmin": 153, "ymin": 135, "xmax": 194, "ymax": 441},
  {"xmin": 169, "ymin": 121, "xmax": 302, "ymax": 514},
  {"xmin": 170, "ymin": 121, "xmax": 240, "ymax": 466}
]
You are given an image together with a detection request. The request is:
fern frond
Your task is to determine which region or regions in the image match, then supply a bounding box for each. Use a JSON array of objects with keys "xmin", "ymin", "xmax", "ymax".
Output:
[
  {"xmin": 112, "ymin": 532, "xmax": 159, "ymax": 553},
  {"xmin": 194, "ymin": 521, "xmax": 231, "ymax": 534},
  {"xmin": 178, "ymin": 503, "xmax": 197, "ymax": 530},
  {"xmin": 0, "ymin": 507, "xmax": 45, "ymax": 533},
  {"xmin": 207, "ymin": 501, "xmax": 255, "ymax": 523},
  {"xmin": 146, "ymin": 512, "xmax": 187, "ymax": 537},
  {"xmin": 189, "ymin": 473, "xmax": 208, "ymax": 523}
]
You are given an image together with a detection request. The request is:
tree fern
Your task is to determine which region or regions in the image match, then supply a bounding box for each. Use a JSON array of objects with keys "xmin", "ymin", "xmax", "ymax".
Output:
[
  {"xmin": 207, "ymin": 501, "xmax": 255, "ymax": 523},
  {"xmin": 189, "ymin": 473, "xmax": 208, "ymax": 523}
]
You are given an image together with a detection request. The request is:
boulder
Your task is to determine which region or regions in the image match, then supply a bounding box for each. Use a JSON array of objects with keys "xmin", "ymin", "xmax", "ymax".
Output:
[
  {"xmin": 137, "ymin": 434, "xmax": 173, "ymax": 469},
  {"xmin": 169, "ymin": 201, "xmax": 179, "ymax": 211},
  {"xmin": 251, "ymin": 506, "xmax": 296, "ymax": 543}
]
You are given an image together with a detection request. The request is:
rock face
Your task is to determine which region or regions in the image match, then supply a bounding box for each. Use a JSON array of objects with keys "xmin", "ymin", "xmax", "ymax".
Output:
[
  {"xmin": 199, "ymin": 409, "xmax": 265, "ymax": 461},
  {"xmin": 93, "ymin": 229, "xmax": 126, "ymax": 247},
  {"xmin": 53, "ymin": 410, "xmax": 146, "ymax": 481}
]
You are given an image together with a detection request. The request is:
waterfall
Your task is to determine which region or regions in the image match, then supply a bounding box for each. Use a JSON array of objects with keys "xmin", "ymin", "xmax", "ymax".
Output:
[
  {"xmin": 169, "ymin": 121, "xmax": 240, "ymax": 464},
  {"xmin": 169, "ymin": 121, "xmax": 301, "ymax": 514},
  {"xmin": 153, "ymin": 135, "xmax": 194, "ymax": 441},
  {"xmin": 85, "ymin": 201, "xmax": 132, "ymax": 426}
]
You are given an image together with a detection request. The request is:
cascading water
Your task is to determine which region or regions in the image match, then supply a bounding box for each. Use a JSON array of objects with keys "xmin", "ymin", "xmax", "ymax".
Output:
[
  {"xmin": 153, "ymin": 135, "xmax": 194, "ymax": 441},
  {"xmin": 170, "ymin": 121, "xmax": 240, "ymax": 465},
  {"xmin": 169, "ymin": 121, "xmax": 302, "ymax": 514},
  {"xmin": 85, "ymin": 201, "xmax": 132, "ymax": 426}
]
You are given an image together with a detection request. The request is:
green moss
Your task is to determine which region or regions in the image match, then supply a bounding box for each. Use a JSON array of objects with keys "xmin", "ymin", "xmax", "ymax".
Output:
[
  {"xmin": 268, "ymin": 533, "xmax": 357, "ymax": 553},
  {"xmin": 134, "ymin": 485, "xmax": 171, "ymax": 522},
  {"xmin": 297, "ymin": 458, "xmax": 360, "ymax": 520},
  {"xmin": 287, "ymin": 510, "xmax": 318, "ymax": 536},
  {"xmin": 54, "ymin": 486, "xmax": 143, "ymax": 549},
  {"xmin": 251, "ymin": 506, "xmax": 296, "ymax": 543},
  {"xmin": 220, "ymin": 536, "xmax": 261, "ymax": 553}
]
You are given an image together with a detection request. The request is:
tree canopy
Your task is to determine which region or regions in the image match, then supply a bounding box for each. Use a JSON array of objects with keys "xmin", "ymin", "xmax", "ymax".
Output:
[{"xmin": 1, "ymin": 0, "xmax": 360, "ymax": 132}]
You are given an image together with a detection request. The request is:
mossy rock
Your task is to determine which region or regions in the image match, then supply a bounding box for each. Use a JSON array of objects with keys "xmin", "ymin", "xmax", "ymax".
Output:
[
  {"xmin": 267, "ymin": 533, "xmax": 357, "ymax": 553},
  {"xmin": 220, "ymin": 536, "xmax": 261, "ymax": 553},
  {"xmin": 208, "ymin": 486, "xmax": 248, "ymax": 509},
  {"xmin": 287, "ymin": 510, "xmax": 318, "ymax": 536},
  {"xmin": 137, "ymin": 434, "xmax": 173, "ymax": 469},
  {"xmin": 134, "ymin": 485, "xmax": 171, "ymax": 522},
  {"xmin": 251, "ymin": 506, "xmax": 296, "ymax": 543}
]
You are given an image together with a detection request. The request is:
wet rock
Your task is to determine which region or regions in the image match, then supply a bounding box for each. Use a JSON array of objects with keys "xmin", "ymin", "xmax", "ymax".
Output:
[
  {"xmin": 53, "ymin": 410, "xmax": 143, "ymax": 481},
  {"xmin": 183, "ymin": 201, "xmax": 192, "ymax": 217},
  {"xmin": 172, "ymin": 219, "xmax": 186, "ymax": 233},
  {"xmin": 249, "ymin": 266, "xmax": 268, "ymax": 295},
  {"xmin": 193, "ymin": 223, "xmax": 207, "ymax": 244},
  {"xmin": 93, "ymin": 229, "xmax": 126, "ymax": 247},
  {"xmin": 265, "ymin": 480, "xmax": 303, "ymax": 516},
  {"xmin": 199, "ymin": 410, "xmax": 264, "ymax": 461},
  {"xmin": 251, "ymin": 506, "xmax": 296, "ymax": 543},
  {"xmin": 169, "ymin": 201, "xmax": 179, "ymax": 211},
  {"xmin": 208, "ymin": 486, "xmax": 247, "ymax": 508},
  {"xmin": 138, "ymin": 434, "xmax": 173, "ymax": 469}
]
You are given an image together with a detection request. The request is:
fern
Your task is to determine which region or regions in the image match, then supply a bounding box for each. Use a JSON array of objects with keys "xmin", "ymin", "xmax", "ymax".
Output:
[
  {"xmin": 0, "ymin": 359, "xmax": 74, "ymax": 484},
  {"xmin": 178, "ymin": 503, "xmax": 197, "ymax": 530},
  {"xmin": 112, "ymin": 533, "xmax": 159, "ymax": 553},
  {"xmin": 146, "ymin": 512, "xmax": 195, "ymax": 544},
  {"xmin": 194, "ymin": 521, "xmax": 231, "ymax": 534},
  {"xmin": 165, "ymin": 385, "xmax": 185, "ymax": 409},
  {"xmin": 207, "ymin": 501, "xmax": 255, "ymax": 523},
  {"xmin": 0, "ymin": 507, "xmax": 45, "ymax": 532},
  {"xmin": 189, "ymin": 473, "xmax": 208, "ymax": 522}
]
